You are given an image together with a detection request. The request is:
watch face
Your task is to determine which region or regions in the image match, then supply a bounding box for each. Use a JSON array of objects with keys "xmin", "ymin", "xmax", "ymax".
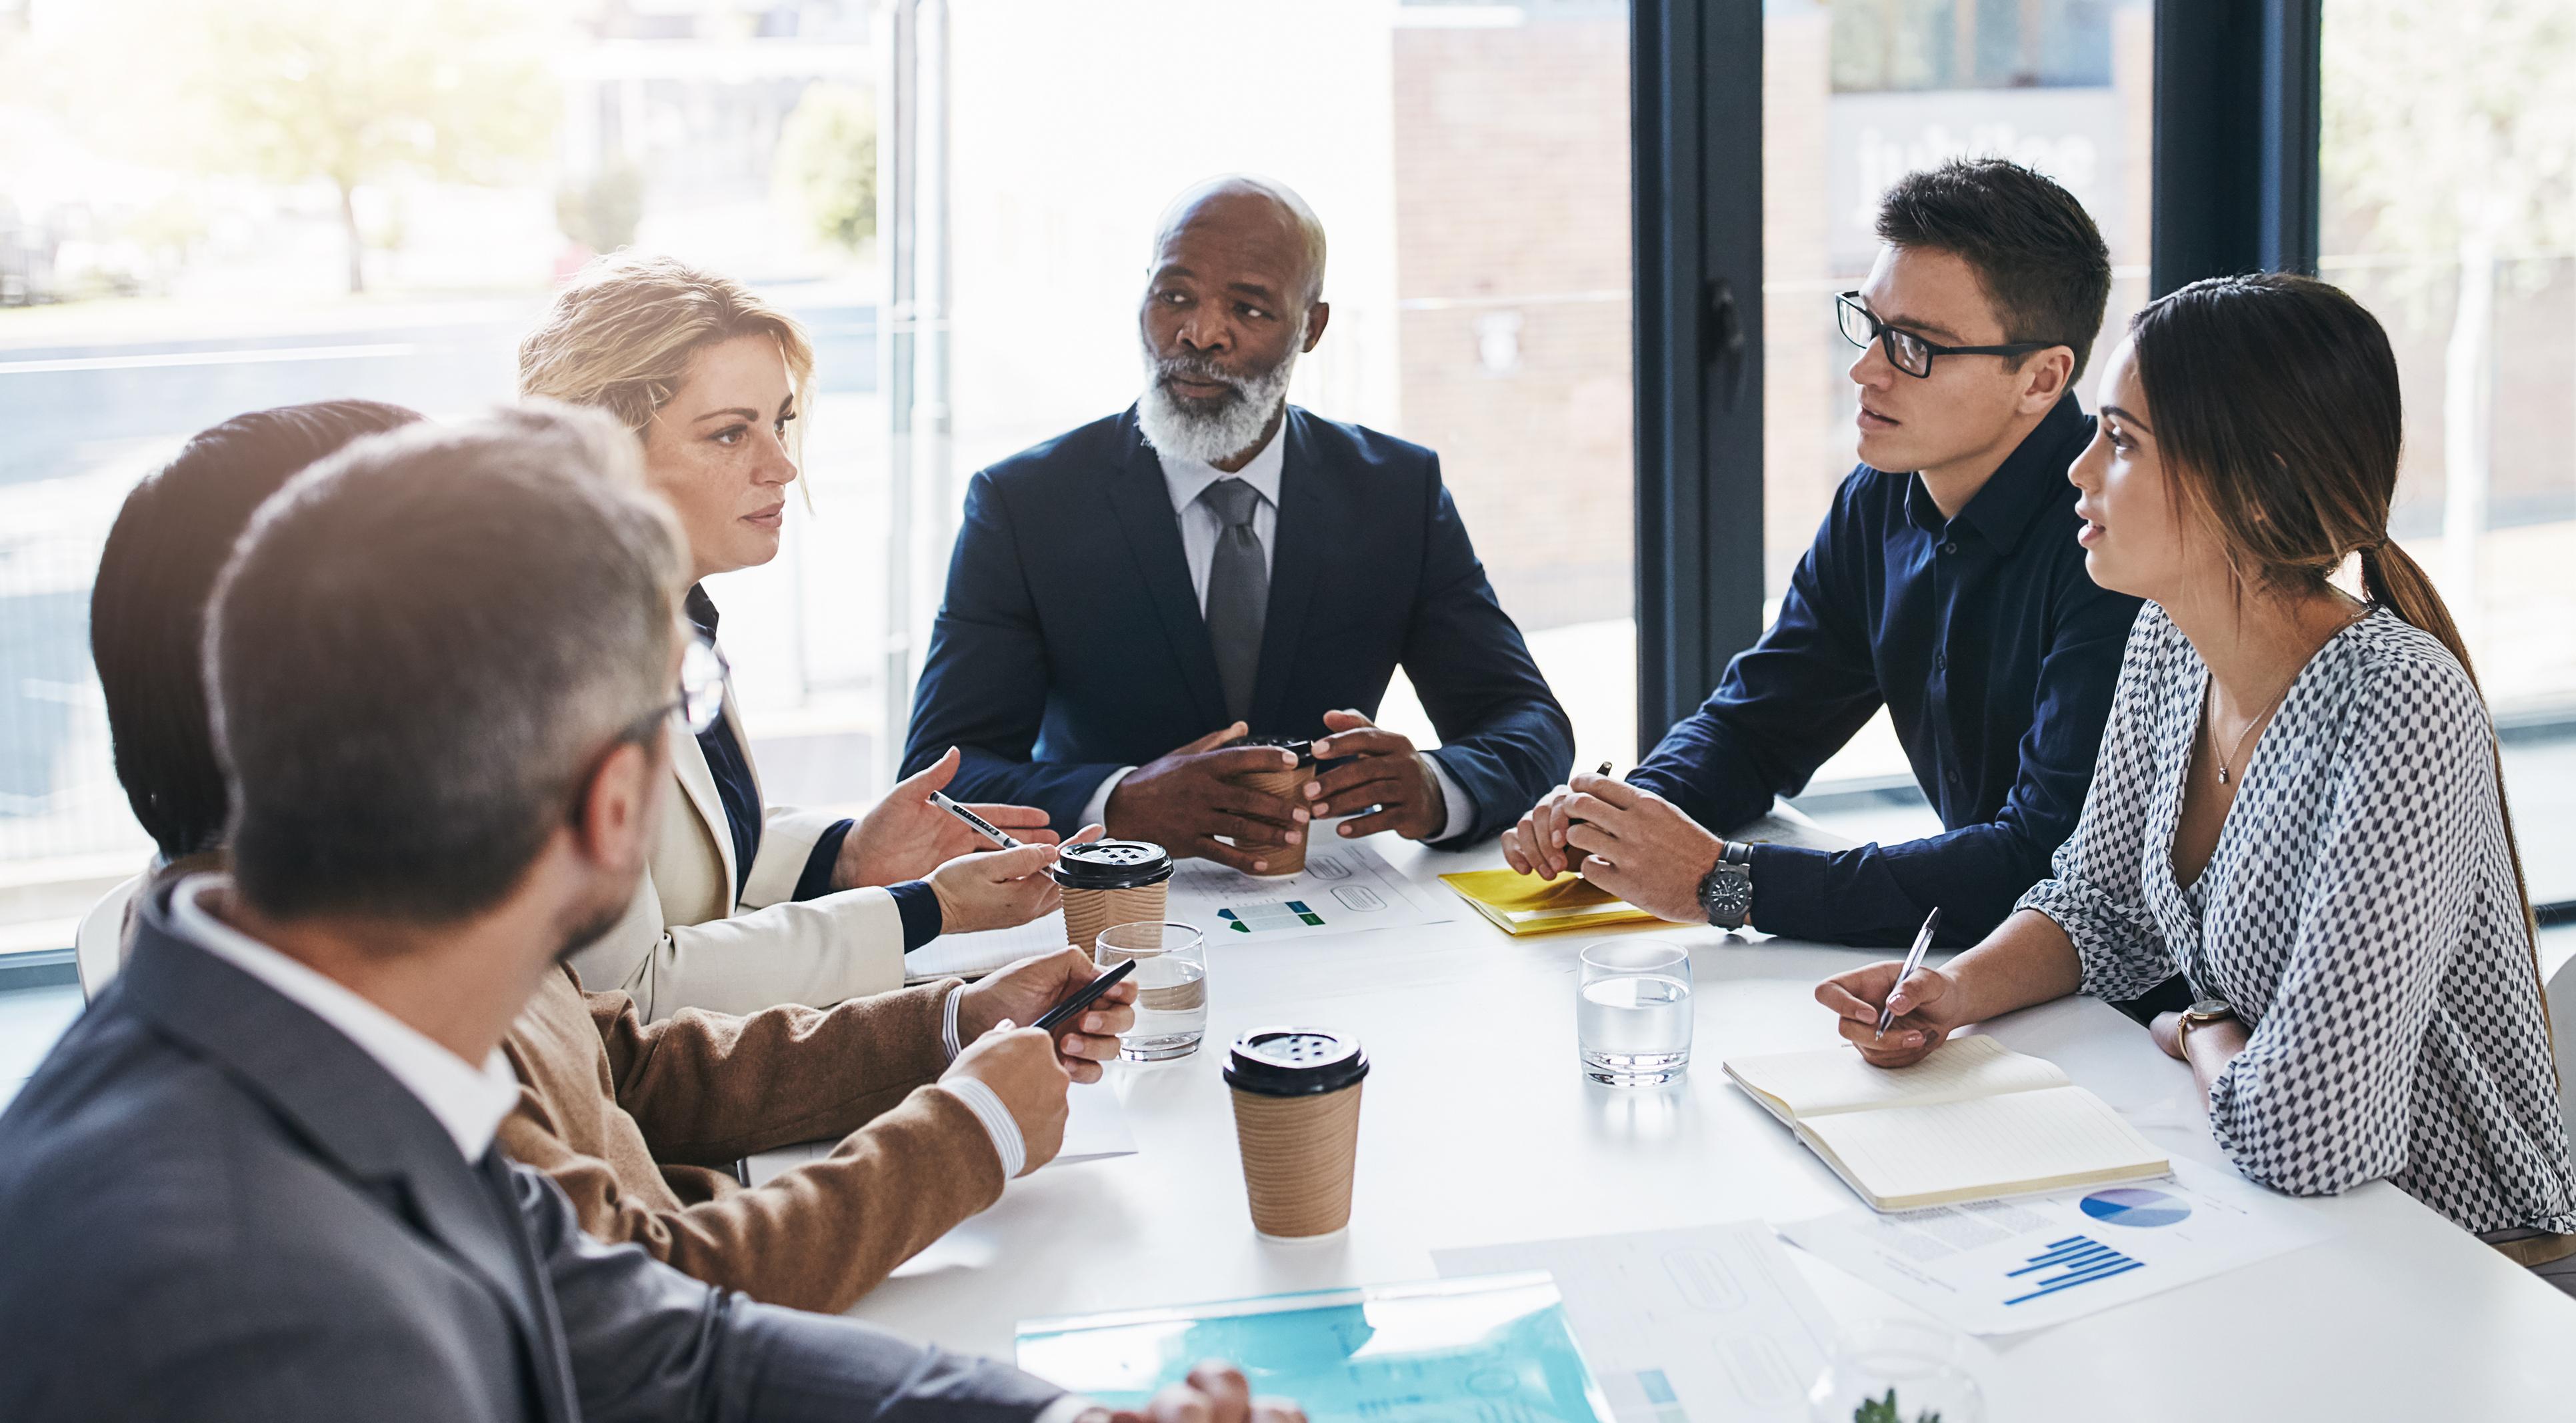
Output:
[
  {"xmin": 1702, "ymin": 865, "xmax": 1752, "ymax": 924},
  {"xmin": 2186, "ymin": 998, "xmax": 2232, "ymax": 1020}
]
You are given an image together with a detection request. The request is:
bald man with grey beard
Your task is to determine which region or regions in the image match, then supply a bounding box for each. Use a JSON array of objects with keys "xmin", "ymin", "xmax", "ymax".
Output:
[{"xmin": 903, "ymin": 176, "xmax": 1573, "ymax": 868}]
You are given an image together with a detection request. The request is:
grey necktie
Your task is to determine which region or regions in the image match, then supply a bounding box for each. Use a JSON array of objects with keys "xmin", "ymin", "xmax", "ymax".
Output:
[{"xmin": 1199, "ymin": 477, "xmax": 1269, "ymax": 722}]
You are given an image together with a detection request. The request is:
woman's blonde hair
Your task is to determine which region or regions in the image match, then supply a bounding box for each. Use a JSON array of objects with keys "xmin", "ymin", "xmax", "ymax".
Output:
[{"xmin": 517, "ymin": 251, "xmax": 815, "ymax": 454}]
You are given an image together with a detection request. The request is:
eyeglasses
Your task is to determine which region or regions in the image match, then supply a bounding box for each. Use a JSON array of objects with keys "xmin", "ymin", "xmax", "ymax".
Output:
[
  {"xmin": 614, "ymin": 631, "xmax": 729, "ymax": 748},
  {"xmin": 674, "ymin": 633, "xmax": 728, "ymax": 736},
  {"xmin": 571, "ymin": 632, "xmax": 730, "ymax": 826},
  {"xmin": 1835, "ymin": 291, "xmax": 2054, "ymax": 379}
]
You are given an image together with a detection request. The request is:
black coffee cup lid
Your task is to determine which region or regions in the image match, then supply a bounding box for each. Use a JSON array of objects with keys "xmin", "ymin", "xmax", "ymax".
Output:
[
  {"xmin": 1224, "ymin": 1027, "xmax": 1368, "ymax": 1096},
  {"xmin": 1230, "ymin": 734, "xmax": 1316, "ymax": 766},
  {"xmin": 1049, "ymin": 839, "xmax": 1175, "ymax": 890}
]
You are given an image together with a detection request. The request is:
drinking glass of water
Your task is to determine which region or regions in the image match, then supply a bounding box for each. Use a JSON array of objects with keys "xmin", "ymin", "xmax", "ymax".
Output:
[
  {"xmin": 1095, "ymin": 921, "xmax": 1208, "ymax": 1062},
  {"xmin": 1577, "ymin": 938, "xmax": 1693, "ymax": 1086}
]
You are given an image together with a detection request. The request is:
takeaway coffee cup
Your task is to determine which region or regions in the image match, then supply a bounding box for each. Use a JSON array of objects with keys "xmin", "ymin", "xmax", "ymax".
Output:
[
  {"xmin": 1224, "ymin": 1026, "xmax": 1369, "ymax": 1239},
  {"xmin": 1227, "ymin": 736, "xmax": 1317, "ymax": 875},
  {"xmin": 1050, "ymin": 840, "xmax": 1175, "ymax": 952}
]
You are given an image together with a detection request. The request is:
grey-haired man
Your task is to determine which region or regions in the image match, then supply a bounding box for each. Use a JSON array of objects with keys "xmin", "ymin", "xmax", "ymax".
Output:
[{"xmin": 0, "ymin": 404, "xmax": 1297, "ymax": 1423}]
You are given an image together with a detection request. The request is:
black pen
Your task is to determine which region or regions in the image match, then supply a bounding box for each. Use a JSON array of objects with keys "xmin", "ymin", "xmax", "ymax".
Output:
[
  {"xmin": 931, "ymin": 790, "xmax": 1023, "ymax": 850},
  {"xmin": 1032, "ymin": 958, "xmax": 1135, "ymax": 1033}
]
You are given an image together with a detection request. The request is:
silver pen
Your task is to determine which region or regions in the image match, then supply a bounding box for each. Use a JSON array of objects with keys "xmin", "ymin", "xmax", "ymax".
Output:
[
  {"xmin": 1875, "ymin": 906, "xmax": 1943, "ymax": 1041},
  {"xmin": 929, "ymin": 790, "xmax": 1023, "ymax": 850}
]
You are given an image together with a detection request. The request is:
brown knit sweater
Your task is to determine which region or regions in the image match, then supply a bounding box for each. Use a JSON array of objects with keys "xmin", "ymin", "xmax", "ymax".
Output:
[{"xmin": 496, "ymin": 966, "xmax": 1007, "ymax": 1314}]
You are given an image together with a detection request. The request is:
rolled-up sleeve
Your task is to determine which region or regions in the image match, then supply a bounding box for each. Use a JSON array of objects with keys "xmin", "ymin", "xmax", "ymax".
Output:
[{"xmin": 2201, "ymin": 663, "xmax": 2487, "ymax": 1196}]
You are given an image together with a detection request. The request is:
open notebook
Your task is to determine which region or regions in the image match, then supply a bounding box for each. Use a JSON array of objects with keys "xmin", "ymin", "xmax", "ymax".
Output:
[{"xmin": 1724, "ymin": 1035, "xmax": 2169, "ymax": 1211}]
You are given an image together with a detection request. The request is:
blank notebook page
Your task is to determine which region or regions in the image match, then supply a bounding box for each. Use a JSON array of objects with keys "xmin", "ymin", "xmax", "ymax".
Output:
[
  {"xmin": 1801, "ymin": 1085, "xmax": 2167, "ymax": 1204},
  {"xmin": 1727, "ymin": 1035, "xmax": 2071, "ymax": 1118}
]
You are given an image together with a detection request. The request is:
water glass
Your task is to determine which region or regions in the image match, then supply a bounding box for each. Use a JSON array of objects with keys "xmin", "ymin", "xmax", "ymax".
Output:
[
  {"xmin": 1095, "ymin": 921, "xmax": 1207, "ymax": 1062},
  {"xmin": 1577, "ymin": 938, "xmax": 1692, "ymax": 1085},
  {"xmin": 1806, "ymin": 1318, "xmax": 1985, "ymax": 1423}
]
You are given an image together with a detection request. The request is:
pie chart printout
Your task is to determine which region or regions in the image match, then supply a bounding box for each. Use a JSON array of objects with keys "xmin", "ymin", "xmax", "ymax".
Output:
[{"xmin": 2079, "ymin": 1186, "xmax": 2193, "ymax": 1228}]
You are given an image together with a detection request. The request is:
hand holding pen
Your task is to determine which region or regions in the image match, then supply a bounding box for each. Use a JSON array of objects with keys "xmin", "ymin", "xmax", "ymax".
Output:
[{"xmin": 1814, "ymin": 906, "xmax": 1969, "ymax": 1069}]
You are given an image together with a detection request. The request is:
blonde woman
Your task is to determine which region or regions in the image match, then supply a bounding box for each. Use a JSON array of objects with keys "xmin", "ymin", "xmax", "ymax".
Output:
[{"xmin": 522, "ymin": 252, "xmax": 1080, "ymax": 1018}]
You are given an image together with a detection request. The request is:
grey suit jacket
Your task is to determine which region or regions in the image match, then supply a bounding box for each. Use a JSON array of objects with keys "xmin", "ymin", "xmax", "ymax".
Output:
[{"xmin": 0, "ymin": 894, "xmax": 1069, "ymax": 1422}]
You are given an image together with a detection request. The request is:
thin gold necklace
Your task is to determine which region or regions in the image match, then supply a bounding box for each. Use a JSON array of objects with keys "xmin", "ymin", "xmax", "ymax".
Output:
[{"xmin": 2207, "ymin": 603, "xmax": 2370, "ymax": 786}]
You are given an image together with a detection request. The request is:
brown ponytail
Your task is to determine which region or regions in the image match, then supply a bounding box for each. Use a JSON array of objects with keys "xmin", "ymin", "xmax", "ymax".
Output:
[
  {"xmin": 2360, "ymin": 538, "xmax": 2541, "ymax": 959},
  {"xmin": 2133, "ymin": 275, "xmax": 2542, "ymax": 992}
]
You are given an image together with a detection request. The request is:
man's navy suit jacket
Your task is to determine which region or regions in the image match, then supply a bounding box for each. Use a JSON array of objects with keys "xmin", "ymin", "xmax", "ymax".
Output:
[{"xmin": 903, "ymin": 404, "xmax": 1573, "ymax": 844}]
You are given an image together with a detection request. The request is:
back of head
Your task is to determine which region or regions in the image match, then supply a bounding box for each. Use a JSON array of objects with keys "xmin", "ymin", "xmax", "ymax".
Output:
[
  {"xmin": 1876, "ymin": 157, "xmax": 2114, "ymax": 379},
  {"xmin": 92, "ymin": 401, "xmax": 424, "ymax": 861},
  {"xmin": 518, "ymin": 250, "xmax": 815, "ymax": 436},
  {"xmin": 206, "ymin": 403, "xmax": 685, "ymax": 923}
]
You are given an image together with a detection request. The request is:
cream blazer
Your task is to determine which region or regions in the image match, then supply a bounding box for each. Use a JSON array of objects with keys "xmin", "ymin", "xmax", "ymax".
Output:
[{"xmin": 566, "ymin": 691, "xmax": 907, "ymax": 1020}]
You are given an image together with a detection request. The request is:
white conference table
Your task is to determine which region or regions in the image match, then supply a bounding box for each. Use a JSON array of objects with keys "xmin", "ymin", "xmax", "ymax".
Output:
[{"xmin": 851, "ymin": 834, "xmax": 2576, "ymax": 1420}]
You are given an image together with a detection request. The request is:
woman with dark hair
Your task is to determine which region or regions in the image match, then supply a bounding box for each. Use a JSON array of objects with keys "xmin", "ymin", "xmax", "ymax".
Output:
[
  {"xmin": 1811, "ymin": 273, "xmax": 2576, "ymax": 1287},
  {"xmin": 78, "ymin": 400, "xmax": 424, "ymax": 977}
]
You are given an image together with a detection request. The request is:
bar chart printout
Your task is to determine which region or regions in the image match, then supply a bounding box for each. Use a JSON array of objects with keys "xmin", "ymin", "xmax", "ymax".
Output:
[
  {"xmin": 1779, "ymin": 1160, "xmax": 2335, "ymax": 1334},
  {"xmin": 2001, "ymin": 1236, "xmax": 2144, "ymax": 1306}
]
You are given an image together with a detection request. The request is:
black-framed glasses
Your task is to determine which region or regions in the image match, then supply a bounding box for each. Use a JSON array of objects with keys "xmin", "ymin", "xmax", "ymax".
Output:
[{"xmin": 1835, "ymin": 291, "xmax": 2053, "ymax": 379}]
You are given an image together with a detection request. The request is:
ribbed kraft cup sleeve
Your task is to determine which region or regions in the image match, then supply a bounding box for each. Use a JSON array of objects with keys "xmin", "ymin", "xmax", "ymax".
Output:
[
  {"xmin": 1229, "ymin": 1083, "xmax": 1364, "ymax": 1238},
  {"xmin": 1063, "ymin": 884, "xmax": 1171, "ymax": 960}
]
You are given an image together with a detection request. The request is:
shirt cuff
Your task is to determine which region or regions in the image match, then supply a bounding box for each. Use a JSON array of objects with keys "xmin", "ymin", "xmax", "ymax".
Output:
[
  {"xmin": 791, "ymin": 818, "xmax": 857, "ymax": 902},
  {"xmin": 889, "ymin": 879, "xmax": 945, "ymax": 953},
  {"xmin": 1419, "ymin": 752, "xmax": 1477, "ymax": 844},
  {"xmin": 941, "ymin": 1075, "xmax": 1026, "ymax": 1180},
  {"xmin": 943, "ymin": 982, "xmax": 966, "ymax": 1060},
  {"xmin": 1079, "ymin": 767, "xmax": 1137, "ymax": 832}
]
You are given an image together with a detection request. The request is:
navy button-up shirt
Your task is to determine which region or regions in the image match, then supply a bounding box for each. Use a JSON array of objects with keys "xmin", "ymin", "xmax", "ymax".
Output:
[{"xmin": 1629, "ymin": 395, "xmax": 2141, "ymax": 947}]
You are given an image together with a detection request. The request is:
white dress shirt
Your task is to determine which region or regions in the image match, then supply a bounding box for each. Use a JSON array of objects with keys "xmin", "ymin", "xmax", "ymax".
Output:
[
  {"xmin": 1081, "ymin": 425, "xmax": 1475, "ymax": 839},
  {"xmin": 170, "ymin": 874, "xmax": 520, "ymax": 1162}
]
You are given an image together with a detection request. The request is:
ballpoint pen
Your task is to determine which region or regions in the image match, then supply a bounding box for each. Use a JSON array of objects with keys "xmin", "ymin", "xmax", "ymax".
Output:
[
  {"xmin": 930, "ymin": 790, "xmax": 1023, "ymax": 850},
  {"xmin": 1875, "ymin": 905, "xmax": 1942, "ymax": 1041}
]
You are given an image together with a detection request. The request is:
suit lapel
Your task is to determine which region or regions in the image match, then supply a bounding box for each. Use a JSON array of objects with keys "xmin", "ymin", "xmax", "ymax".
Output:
[
  {"xmin": 1107, "ymin": 412, "xmax": 1230, "ymax": 732},
  {"xmin": 667, "ymin": 713, "xmax": 737, "ymax": 900},
  {"xmin": 119, "ymin": 906, "xmax": 567, "ymax": 1417},
  {"xmin": 1248, "ymin": 408, "xmax": 1323, "ymax": 734}
]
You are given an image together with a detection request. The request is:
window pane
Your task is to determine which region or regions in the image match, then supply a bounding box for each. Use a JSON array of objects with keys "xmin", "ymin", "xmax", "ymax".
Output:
[
  {"xmin": 940, "ymin": 0, "xmax": 1634, "ymax": 768},
  {"xmin": 2321, "ymin": 0, "xmax": 2576, "ymax": 902},
  {"xmin": 0, "ymin": 3, "xmax": 891, "ymax": 945},
  {"xmin": 1763, "ymin": 0, "xmax": 2152, "ymax": 837}
]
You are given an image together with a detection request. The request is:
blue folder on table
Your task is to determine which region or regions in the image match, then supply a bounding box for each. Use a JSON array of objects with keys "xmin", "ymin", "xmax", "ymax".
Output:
[{"xmin": 1017, "ymin": 1271, "xmax": 1611, "ymax": 1422}]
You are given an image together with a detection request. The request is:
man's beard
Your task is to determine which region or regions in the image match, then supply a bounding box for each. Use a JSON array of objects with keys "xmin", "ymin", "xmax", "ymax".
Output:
[
  {"xmin": 553, "ymin": 885, "xmax": 633, "ymax": 967},
  {"xmin": 1136, "ymin": 337, "xmax": 1300, "ymax": 467}
]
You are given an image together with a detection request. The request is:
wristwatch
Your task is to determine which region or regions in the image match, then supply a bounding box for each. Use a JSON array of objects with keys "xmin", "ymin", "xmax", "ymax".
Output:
[
  {"xmin": 1697, "ymin": 843, "xmax": 1754, "ymax": 930},
  {"xmin": 2176, "ymin": 998, "xmax": 2235, "ymax": 1052}
]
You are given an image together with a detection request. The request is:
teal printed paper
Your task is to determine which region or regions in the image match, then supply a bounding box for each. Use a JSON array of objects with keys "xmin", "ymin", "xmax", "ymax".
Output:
[{"xmin": 1017, "ymin": 1272, "xmax": 1611, "ymax": 1422}]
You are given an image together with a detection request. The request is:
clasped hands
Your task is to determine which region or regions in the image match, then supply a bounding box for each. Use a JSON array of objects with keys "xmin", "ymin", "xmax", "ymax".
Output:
[
  {"xmin": 1501, "ymin": 770, "xmax": 1727, "ymax": 924},
  {"xmin": 1105, "ymin": 711, "xmax": 1445, "ymax": 872}
]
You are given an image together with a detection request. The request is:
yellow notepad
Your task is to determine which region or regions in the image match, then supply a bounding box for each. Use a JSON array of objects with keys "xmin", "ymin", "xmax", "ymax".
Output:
[
  {"xmin": 1723, "ymin": 1036, "xmax": 2170, "ymax": 1211},
  {"xmin": 1438, "ymin": 867, "xmax": 1662, "ymax": 936}
]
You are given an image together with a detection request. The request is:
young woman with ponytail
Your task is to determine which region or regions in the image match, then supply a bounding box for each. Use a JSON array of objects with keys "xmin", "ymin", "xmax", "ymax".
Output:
[{"xmin": 1811, "ymin": 272, "xmax": 2576, "ymax": 1288}]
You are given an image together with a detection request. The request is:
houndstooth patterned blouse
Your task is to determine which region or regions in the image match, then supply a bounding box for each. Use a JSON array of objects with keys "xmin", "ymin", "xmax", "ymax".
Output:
[{"xmin": 2019, "ymin": 604, "xmax": 2576, "ymax": 1235}]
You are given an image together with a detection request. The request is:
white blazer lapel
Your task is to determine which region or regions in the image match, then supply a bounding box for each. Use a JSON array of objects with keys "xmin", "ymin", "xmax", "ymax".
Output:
[{"xmin": 665, "ymin": 714, "xmax": 736, "ymax": 904}]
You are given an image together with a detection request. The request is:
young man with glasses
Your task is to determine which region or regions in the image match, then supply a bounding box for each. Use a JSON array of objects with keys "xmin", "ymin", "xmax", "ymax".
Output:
[{"xmin": 1505, "ymin": 157, "xmax": 2143, "ymax": 950}]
